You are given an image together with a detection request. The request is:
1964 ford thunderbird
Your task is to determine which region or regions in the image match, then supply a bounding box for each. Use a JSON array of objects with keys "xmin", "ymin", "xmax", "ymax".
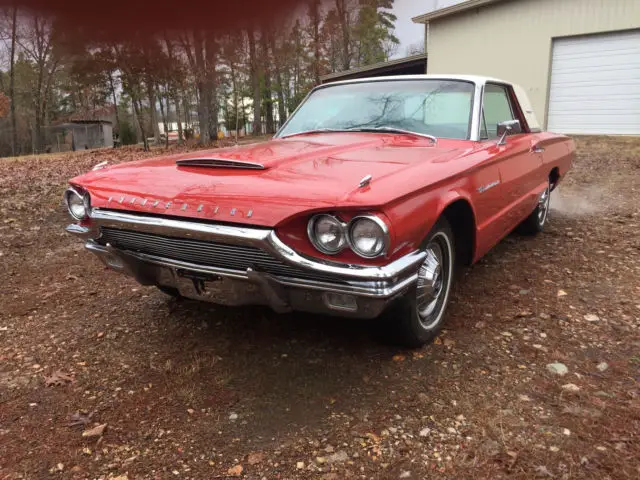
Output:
[{"xmin": 64, "ymin": 75, "xmax": 574, "ymax": 346}]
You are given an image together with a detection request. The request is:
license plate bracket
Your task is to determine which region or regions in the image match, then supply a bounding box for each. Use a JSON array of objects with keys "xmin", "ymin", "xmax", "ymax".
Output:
[{"xmin": 176, "ymin": 269, "xmax": 221, "ymax": 283}]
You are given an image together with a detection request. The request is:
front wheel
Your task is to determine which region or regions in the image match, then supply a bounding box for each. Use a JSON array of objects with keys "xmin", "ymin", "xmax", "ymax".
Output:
[{"xmin": 381, "ymin": 218, "xmax": 456, "ymax": 348}]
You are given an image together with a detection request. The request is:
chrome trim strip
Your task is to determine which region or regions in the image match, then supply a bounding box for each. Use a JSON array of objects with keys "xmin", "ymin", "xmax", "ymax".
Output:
[
  {"xmin": 85, "ymin": 242, "xmax": 415, "ymax": 298},
  {"xmin": 75, "ymin": 209, "xmax": 426, "ymax": 282},
  {"xmin": 65, "ymin": 223, "xmax": 94, "ymax": 239}
]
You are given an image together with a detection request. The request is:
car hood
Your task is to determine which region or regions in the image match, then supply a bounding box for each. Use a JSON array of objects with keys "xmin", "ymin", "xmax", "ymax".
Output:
[{"xmin": 73, "ymin": 133, "xmax": 474, "ymax": 227}]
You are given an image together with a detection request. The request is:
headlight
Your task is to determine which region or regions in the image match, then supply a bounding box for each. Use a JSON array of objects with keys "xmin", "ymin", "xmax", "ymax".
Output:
[
  {"xmin": 348, "ymin": 216, "xmax": 389, "ymax": 258},
  {"xmin": 308, "ymin": 214, "xmax": 347, "ymax": 254},
  {"xmin": 64, "ymin": 187, "xmax": 91, "ymax": 220}
]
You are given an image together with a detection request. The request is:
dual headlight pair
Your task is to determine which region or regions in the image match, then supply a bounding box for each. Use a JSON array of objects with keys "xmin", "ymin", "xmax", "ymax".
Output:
[
  {"xmin": 64, "ymin": 186, "xmax": 91, "ymax": 220},
  {"xmin": 307, "ymin": 214, "xmax": 389, "ymax": 259}
]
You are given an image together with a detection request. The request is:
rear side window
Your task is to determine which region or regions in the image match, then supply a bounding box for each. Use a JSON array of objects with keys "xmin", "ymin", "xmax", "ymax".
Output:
[{"xmin": 481, "ymin": 84, "xmax": 515, "ymax": 139}]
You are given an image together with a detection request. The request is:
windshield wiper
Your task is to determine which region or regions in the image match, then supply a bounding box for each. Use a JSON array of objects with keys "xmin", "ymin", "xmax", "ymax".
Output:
[
  {"xmin": 280, "ymin": 128, "xmax": 353, "ymax": 139},
  {"xmin": 346, "ymin": 126, "xmax": 437, "ymax": 144}
]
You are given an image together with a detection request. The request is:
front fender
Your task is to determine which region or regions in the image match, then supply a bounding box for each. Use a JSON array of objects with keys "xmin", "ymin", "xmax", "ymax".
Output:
[{"xmin": 383, "ymin": 177, "xmax": 478, "ymax": 260}]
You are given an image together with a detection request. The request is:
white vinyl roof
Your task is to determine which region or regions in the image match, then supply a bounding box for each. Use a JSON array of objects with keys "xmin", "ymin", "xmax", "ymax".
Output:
[{"xmin": 317, "ymin": 74, "xmax": 514, "ymax": 88}]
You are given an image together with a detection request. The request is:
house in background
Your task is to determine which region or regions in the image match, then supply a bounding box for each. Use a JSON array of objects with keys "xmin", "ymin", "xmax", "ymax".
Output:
[{"xmin": 413, "ymin": 0, "xmax": 640, "ymax": 135}]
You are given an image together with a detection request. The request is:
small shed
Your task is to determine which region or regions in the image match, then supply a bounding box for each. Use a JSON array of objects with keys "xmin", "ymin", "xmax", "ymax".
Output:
[{"xmin": 46, "ymin": 120, "xmax": 113, "ymax": 152}]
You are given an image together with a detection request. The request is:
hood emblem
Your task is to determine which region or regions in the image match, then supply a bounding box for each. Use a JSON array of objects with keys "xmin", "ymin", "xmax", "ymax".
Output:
[{"xmin": 107, "ymin": 195, "xmax": 254, "ymax": 218}]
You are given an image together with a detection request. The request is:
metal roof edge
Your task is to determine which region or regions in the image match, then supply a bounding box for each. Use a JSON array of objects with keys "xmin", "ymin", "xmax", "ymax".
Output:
[
  {"xmin": 319, "ymin": 53, "xmax": 427, "ymax": 82},
  {"xmin": 412, "ymin": 0, "xmax": 507, "ymax": 24}
]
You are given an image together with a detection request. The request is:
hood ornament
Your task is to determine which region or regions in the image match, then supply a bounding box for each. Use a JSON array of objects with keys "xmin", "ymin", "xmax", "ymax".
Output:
[
  {"xmin": 92, "ymin": 160, "xmax": 108, "ymax": 171},
  {"xmin": 358, "ymin": 174, "xmax": 372, "ymax": 188}
]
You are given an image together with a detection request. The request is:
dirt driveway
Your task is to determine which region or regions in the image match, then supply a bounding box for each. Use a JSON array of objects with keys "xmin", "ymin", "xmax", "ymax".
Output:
[{"xmin": 1, "ymin": 137, "xmax": 639, "ymax": 480}]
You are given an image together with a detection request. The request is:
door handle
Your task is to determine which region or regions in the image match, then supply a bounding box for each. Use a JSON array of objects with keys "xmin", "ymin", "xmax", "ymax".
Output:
[{"xmin": 530, "ymin": 145, "xmax": 545, "ymax": 154}]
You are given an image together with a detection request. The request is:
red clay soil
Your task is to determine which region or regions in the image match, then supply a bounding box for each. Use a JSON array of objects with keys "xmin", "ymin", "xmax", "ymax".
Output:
[{"xmin": 0, "ymin": 136, "xmax": 639, "ymax": 479}]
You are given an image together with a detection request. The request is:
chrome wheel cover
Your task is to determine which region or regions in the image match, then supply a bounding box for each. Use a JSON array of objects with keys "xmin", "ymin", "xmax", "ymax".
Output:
[
  {"xmin": 416, "ymin": 232, "xmax": 453, "ymax": 330},
  {"xmin": 537, "ymin": 185, "xmax": 550, "ymax": 226}
]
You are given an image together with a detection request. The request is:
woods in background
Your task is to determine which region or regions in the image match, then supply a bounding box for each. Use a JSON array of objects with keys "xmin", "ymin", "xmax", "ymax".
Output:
[{"xmin": 0, "ymin": 0, "xmax": 404, "ymax": 157}]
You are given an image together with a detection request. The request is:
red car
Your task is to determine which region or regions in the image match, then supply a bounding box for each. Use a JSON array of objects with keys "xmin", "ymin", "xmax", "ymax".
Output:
[{"xmin": 64, "ymin": 75, "xmax": 574, "ymax": 347}]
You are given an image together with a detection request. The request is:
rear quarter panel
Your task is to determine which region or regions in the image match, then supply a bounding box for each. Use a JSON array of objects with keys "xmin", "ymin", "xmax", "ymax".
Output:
[{"xmin": 536, "ymin": 132, "xmax": 575, "ymax": 184}]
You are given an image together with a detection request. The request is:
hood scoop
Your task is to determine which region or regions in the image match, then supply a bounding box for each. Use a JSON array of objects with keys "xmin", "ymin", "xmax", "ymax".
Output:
[{"xmin": 176, "ymin": 158, "xmax": 266, "ymax": 170}]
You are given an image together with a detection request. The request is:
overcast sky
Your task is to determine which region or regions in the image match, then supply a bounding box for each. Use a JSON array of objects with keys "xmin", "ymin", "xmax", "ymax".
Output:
[{"xmin": 392, "ymin": 0, "xmax": 464, "ymax": 57}]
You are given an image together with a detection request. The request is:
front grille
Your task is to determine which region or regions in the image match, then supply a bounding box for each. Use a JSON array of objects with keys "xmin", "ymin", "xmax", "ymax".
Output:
[{"xmin": 99, "ymin": 227, "xmax": 340, "ymax": 283}]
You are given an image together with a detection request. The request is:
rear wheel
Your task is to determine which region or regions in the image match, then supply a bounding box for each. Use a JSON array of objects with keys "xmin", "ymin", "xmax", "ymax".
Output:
[
  {"xmin": 518, "ymin": 179, "xmax": 551, "ymax": 235},
  {"xmin": 381, "ymin": 218, "xmax": 456, "ymax": 348}
]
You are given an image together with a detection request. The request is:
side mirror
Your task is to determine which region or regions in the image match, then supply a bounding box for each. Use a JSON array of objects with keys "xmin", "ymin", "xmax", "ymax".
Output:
[{"xmin": 496, "ymin": 120, "xmax": 522, "ymax": 145}]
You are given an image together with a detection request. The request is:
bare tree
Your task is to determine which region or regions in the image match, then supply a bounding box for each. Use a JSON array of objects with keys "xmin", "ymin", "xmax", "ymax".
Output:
[
  {"xmin": 247, "ymin": 28, "xmax": 261, "ymax": 136},
  {"xmin": 180, "ymin": 30, "xmax": 210, "ymax": 144},
  {"xmin": 17, "ymin": 14, "xmax": 61, "ymax": 152},
  {"xmin": 309, "ymin": 0, "xmax": 322, "ymax": 84},
  {"xmin": 8, "ymin": 6, "xmax": 18, "ymax": 155},
  {"xmin": 335, "ymin": 0, "xmax": 352, "ymax": 70}
]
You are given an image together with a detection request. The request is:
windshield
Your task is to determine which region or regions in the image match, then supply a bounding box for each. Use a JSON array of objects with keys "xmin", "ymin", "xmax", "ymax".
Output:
[{"xmin": 278, "ymin": 80, "xmax": 475, "ymax": 140}]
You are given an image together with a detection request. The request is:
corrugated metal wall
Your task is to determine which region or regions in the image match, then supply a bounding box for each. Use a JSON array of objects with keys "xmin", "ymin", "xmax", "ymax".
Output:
[{"xmin": 425, "ymin": 0, "xmax": 640, "ymax": 128}]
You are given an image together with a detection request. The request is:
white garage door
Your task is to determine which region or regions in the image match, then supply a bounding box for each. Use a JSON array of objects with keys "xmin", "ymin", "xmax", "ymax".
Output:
[{"xmin": 547, "ymin": 30, "xmax": 640, "ymax": 135}]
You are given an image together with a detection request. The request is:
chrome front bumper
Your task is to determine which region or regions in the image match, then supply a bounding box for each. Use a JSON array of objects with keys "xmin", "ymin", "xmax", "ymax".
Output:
[{"xmin": 67, "ymin": 209, "xmax": 426, "ymax": 318}]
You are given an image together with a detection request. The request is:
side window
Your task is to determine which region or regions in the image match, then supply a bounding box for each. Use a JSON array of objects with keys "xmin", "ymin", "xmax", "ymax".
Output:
[{"xmin": 481, "ymin": 84, "xmax": 515, "ymax": 139}]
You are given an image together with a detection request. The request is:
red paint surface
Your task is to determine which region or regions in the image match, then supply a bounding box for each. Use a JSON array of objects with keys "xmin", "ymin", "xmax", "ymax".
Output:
[{"xmin": 71, "ymin": 130, "xmax": 573, "ymax": 266}]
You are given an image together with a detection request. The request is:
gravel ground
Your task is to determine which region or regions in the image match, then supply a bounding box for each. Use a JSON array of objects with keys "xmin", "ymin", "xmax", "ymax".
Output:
[{"xmin": 0, "ymin": 136, "xmax": 638, "ymax": 480}]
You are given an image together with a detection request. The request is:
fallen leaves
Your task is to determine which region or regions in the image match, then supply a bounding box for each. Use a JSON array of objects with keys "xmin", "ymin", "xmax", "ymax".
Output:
[
  {"xmin": 68, "ymin": 411, "xmax": 93, "ymax": 427},
  {"xmin": 227, "ymin": 464, "xmax": 243, "ymax": 476},
  {"xmin": 44, "ymin": 370, "xmax": 74, "ymax": 387},
  {"xmin": 82, "ymin": 423, "xmax": 107, "ymax": 438},
  {"xmin": 247, "ymin": 452, "xmax": 264, "ymax": 465}
]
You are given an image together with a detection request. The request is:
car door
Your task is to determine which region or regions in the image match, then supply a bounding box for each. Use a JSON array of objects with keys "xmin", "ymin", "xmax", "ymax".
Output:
[{"xmin": 480, "ymin": 83, "xmax": 543, "ymax": 237}]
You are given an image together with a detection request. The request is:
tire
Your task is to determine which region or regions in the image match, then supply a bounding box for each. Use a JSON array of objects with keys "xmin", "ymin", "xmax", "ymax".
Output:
[
  {"xmin": 518, "ymin": 179, "xmax": 551, "ymax": 235},
  {"xmin": 157, "ymin": 285, "xmax": 181, "ymax": 297},
  {"xmin": 381, "ymin": 218, "xmax": 456, "ymax": 348}
]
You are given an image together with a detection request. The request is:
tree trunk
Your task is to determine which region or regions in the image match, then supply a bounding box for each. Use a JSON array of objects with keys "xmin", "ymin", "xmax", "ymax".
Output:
[
  {"xmin": 311, "ymin": 0, "xmax": 321, "ymax": 84},
  {"xmin": 174, "ymin": 94, "xmax": 183, "ymax": 145},
  {"xmin": 230, "ymin": 63, "xmax": 239, "ymax": 143},
  {"xmin": 336, "ymin": 0, "xmax": 351, "ymax": 70},
  {"xmin": 131, "ymin": 95, "xmax": 142, "ymax": 143},
  {"xmin": 34, "ymin": 70, "xmax": 43, "ymax": 153},
  {"xmin": 158, "ymin": 86, "xmax": 169, "ymax": 148},
  {"xmin": 194, "ymin": 31, "xmax": 210, "ymax": 144},
  {"xmin": 205, "ymin": 32, "xmax": 218, "ymax": 141},
  {"xmin": 108, "ymin": 71, "xmax": 120, "ymax": 133},
  {"xmin": 9, "ymin": 6, "xmax": 18, "ymax": 156},
  {"xmin": 247, "ymin": 29, "xmax": 262, "ymax": 136},
  {"xmin": 132, "ymin": 97, "xmax": 149, "ymax": 151},
  {"xmin": 147, "ymin": 80, "xmax": 161, "ymax": 144},
  {"xmin": 261, "ymin": 30, "xmax": 274, "ymax": 134},
  {"xmin": 268, "ymin": 35, "xmax": 286, "ymax": 128}
]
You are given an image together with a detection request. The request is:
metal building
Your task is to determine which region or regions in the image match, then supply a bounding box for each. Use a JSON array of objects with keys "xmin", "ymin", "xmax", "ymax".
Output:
[
  {"xmin": 413, "ymin": 0, "xmax": 640, "ymax": 134},
  {"xmin": 320, "ymin": 54, "xmax": 428, "ymax": 84}
]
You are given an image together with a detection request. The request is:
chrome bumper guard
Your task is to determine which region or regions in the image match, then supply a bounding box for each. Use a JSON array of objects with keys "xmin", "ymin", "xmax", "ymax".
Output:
[{"xmin": 67, "ymin": 209, "xmax": 426, "ymax": 318}]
